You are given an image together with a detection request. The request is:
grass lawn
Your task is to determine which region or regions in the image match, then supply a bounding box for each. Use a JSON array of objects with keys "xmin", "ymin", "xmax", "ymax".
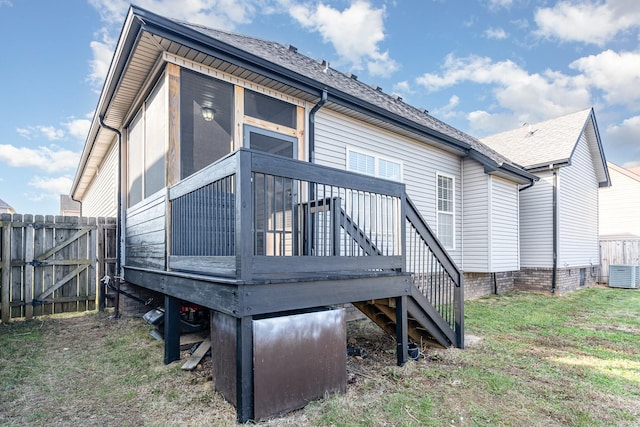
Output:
[{"xmin": 1, "ymin": 286, "xmax": 638, "ymax": 426}]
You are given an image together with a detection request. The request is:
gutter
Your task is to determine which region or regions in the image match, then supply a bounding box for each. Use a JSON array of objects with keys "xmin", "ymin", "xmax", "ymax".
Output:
[{"xmin": 98, "ymin": 115, "xmax": 123, "ymax": 316}]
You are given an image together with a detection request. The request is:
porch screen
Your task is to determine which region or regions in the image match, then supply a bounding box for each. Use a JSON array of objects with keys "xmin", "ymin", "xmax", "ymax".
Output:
[
  {"xmin": 180, "ymin": 69, "xmax": 234, "ymax": 179},
  {"xmin": 244, "ymin": 90, "xmax": 296, "ymax": 129}
]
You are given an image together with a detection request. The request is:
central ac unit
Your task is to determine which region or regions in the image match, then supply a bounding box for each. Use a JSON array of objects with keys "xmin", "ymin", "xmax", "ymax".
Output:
[{"xmin": 608, "ymin": 265, "xmax": 639, "ymax": 289}]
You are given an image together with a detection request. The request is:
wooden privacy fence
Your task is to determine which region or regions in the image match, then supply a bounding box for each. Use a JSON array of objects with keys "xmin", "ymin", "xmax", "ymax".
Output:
[
  {"xmin": 0, "ymin": 214, "xmax": 116, "ymax": 323},
  {"xmin": 599, "ymin": 239, "xmax": 640, "ymax": 283}
]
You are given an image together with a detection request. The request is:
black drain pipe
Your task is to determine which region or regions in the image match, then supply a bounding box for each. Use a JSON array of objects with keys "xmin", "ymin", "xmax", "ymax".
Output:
[
  {"xmin": 98, "ymin": 115, "xmax": 123, "ymax": 316},
  {"xmin": 551, "ymin": 168, "xmax": 558, "ymax": 294},
  {"xmin": 309, "ymin": 90, "xmax": 328, "ymax": 163}
]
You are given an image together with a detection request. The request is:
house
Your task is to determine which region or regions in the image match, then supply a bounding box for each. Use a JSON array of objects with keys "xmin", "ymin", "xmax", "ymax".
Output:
[
  {"xmin": 599, "ymin": 162, "xmax": 640, "ymax": 239},
  {"xmin": 482, "ymin": 108, "xmax": 610, "ymax": 294},
  {"xmin": 598, "ymin": 162, "xmax": 640, "ymax": 281},
  {"xmin": 0, "ymin": 198, "xmax": 15, "ymax": 214},
  {"xmin": 70, "ymin": 6, "xmax": 535, "ymax": 421},
  {"xmin": 59, "ymin": 195, "xmax": 81, "ymax": 216}
]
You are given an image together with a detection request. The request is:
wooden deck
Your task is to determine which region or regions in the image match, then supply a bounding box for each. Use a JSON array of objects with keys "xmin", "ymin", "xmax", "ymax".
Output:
[{"xmin": 123, "ymin": 148, "xmax": 463, "ymax": 422}]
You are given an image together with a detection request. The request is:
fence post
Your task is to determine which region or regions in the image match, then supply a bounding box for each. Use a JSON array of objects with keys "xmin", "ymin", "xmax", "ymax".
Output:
[
  {"xmin": 1, "ymin": 214, "xmax": 12, "ymax": 323},
  {"xmin": 97, "ymin": 218, "xmax": 106, "ymax": 311},
  {"xmin": 24, "ymin": 215, "xmax": 34, "ymax": 320}
]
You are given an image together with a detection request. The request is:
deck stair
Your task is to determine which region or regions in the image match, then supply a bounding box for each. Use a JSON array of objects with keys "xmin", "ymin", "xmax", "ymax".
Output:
[{"xmin": 348, "ymin": 194, "xmax": 464, "ymax": 349}]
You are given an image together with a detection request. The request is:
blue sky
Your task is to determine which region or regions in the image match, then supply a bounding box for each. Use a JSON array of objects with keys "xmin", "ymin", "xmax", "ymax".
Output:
[{"xmin": 1, "ymin": 0, "xmax": 639, "ymax": 215}]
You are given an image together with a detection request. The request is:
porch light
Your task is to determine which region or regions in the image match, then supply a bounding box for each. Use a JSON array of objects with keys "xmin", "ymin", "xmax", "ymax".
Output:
[{"xmin": 201, "ymin": 107, "xmax": 215, "ymax": 121}]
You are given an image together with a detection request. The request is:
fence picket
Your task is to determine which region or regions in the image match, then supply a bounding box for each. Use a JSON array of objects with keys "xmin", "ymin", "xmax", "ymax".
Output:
[
  {"xmin": 24, "ymin": 215, "xmax": 34, "ymax": 319},
  {"xmin": 1, "ymin": 215, "xmax": 11, "ymax": 323}
]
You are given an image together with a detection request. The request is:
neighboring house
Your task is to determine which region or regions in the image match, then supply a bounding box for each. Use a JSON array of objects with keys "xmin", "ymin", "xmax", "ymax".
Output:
[
  {"xmin": 59, "ymin": 195, "xmax": 81, "ymax": 216},
  {"xmin": 598, "ymin": 162, "xmax": 640, "ymax": 282},
  {"xmin": 599, "ymin": 162, "xmax": 640, "ymax": 239},
  {"xmin": 70, "ymin": 6, "xmax": 535, "ymax": 421},
  {"xmin": 482, "ymin": 108, "xmax": 610, "ymax": 294},
  {"xmin": 0, "ymin": 198, "xmax": 16, "ymax": 214}
]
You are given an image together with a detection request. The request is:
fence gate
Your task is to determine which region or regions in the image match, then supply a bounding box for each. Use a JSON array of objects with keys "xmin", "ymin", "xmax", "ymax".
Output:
[{"xmin": 0, "ymin": 213, "xmax": 116, "ymax": 323}]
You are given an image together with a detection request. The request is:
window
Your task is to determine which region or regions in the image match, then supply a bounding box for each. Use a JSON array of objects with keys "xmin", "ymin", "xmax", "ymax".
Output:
[
  {"xmin": 180, "ymin": 69, "xmax": 234, "ymax": 179},
  {"xmin": 437, "ymin": 173, "xmax": 454, "ymax": 249},
  {"xmin": 347, "ymin": 149, "xmax": 401, "ymax": 181}
]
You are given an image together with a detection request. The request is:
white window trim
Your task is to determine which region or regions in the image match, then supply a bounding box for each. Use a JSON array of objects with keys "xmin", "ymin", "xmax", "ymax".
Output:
[
  {"xmin": 346, "ymin": 147, "xmax": 403, "ymax": 181},
  {"xmin": 436, "ymin": 171, "xmax": 456, "ymax": 250}
]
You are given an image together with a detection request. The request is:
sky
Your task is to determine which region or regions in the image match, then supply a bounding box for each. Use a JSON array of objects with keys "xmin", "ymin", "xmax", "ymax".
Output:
[{"xmin": 1, "ymin": 0, "xmax": 639, "ymax": 215}]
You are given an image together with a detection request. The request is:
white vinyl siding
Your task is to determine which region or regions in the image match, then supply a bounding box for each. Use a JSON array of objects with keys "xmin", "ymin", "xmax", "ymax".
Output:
[
  {"xmin": 462, "ymin": 159, "xmax": 520, "ymax": 272},
  {"xmin": 599, "ymin": 165, "xmax": 640, "ymax": 238},
  {"xmin": 489, "ymin": 176, "xmax": 519, "ymax": 271},
  {"xmin": 81, "ymin": 140, "xmax": 118, "ymax": 217},
  {"xmin": 519, "ymin": 170, "xmax": 554, "ymax": 267},
  {"xmin": 313, "ymin": 109, "xmax": 462, "ymax": 263},
  {"xmin": 558, "ymin": 132, "xmax": 599, "ymax": 266},
  {"xmin": 462, "ymin": 159, "xmax": 489, "ymax": 271}
]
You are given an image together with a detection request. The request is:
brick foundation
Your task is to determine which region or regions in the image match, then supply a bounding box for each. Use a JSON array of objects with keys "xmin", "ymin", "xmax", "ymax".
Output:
[
  {"xmin": 514, "ymin": 266, "xmax": 600, "ymax": 294},
  {"xmin": 463, "ymin": 271, "xmax": 517, "ymax": 299}
]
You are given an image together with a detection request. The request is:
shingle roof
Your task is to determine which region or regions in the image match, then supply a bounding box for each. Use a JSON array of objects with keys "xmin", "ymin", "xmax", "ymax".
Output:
[
  {"xmin": 480, "ymin": 108, "xmax": 593, "ymax": 169},
  {"xmin": 177, "ymin": 21, "xmax": 526, "ymax": 175},
  {"xmin": 0, "ymin": 197, "xmax": 15, "ymax": 213}
]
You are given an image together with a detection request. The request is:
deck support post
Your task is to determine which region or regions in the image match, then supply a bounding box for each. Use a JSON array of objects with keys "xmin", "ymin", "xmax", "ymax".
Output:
[
  {"xmin": 395, "ymin": 295, "xmax": 408, "ymax": 366},
  {"xmin": 163, "ymin": 294, "xmax": 181, "ymax": 364},
  {"xmin": 236, "ymin": 315, "xmax": 254, "ymax": 423}
]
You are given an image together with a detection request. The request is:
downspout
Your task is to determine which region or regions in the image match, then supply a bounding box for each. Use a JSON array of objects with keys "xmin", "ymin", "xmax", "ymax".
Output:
[
  {"xmin": 307, "ymin": 90, "xmax": 328, "ymax": 255},
  {"xmin": 551, "ymin": 167, "xmax": 558, "ymax": 294},
  {"xmin": 308, "ymin": 89, "xmax": 328, "ymax": 163},
  {"xmin": 98, "ymin": 115, "xmax": 123, "ymax": 316}
]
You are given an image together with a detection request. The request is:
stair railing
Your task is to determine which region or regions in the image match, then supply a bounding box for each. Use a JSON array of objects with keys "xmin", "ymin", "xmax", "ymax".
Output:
[{"xmin": 404, "ymin": 195, "xmax": 464, "ymax": 348}]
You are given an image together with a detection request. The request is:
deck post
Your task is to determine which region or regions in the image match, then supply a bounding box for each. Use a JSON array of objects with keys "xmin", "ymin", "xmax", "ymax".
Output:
[
  {"xmin": 163, "ymin": 294, "xmax": 181, "ymax": 364},
  {"xmin": 455, "ymin": 274, "xmax": 465, "ymax": 349},
  {"xmin": 236, "ymin": 315, "xmax": 254, "ymax": 423},
  {"xmin": 395, "ymin": 295, "xmax": 408, "ymax": 366}
]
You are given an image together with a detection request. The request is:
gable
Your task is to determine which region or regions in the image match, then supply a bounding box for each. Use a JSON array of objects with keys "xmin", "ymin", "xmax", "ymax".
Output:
[{"xmin": 481, "ymin": 108, "xmax": 610, "ymax": 187}]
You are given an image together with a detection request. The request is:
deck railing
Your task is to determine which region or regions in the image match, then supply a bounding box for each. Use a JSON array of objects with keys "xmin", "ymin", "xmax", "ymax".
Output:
[
  {"xmin": 168, "ymin": 148, "xmax": 463, "ymax": 346},
  {"xmin": 405, "ymin": 196, "xmax": 464, "ymax": 347},
  {"xmin": 168, "ymin": 149, "xmax": 405, "ymax": 280}
]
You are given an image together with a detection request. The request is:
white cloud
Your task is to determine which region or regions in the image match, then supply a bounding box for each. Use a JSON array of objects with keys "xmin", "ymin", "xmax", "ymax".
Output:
[
  {"xmin": 534, "ymin": 0, "xmax": 640, "ymax": 46},
  {"xmin": 0, "ymin": 144, "xmax": 80, "ymax": 173},
  {"xmin": 88, "ymin": 28, "xmax": 117, "ymax": 89},
  {"xmin": 433, "ymin": 95, "xmax": 461, "ymax": 120},
  {"xmin": 37, "ymin": 126, "xmax": 65, "ymax": 141},
  {"xmin": 570, "ymin": 49, "xmax": 640, "ymax": 106},
  {"xmin": 29, "ymin": 176, "xmax": 73, "ymax": 196},
  {"xmin": 487, "ymin": 0, "xmax": 513, "ymax": 10},
  {"xmin": 16, "ymin": 127, "xmax": 32, "ymax": 139},
  {"xmin": 484, "ymin": 27, "xmax": 508, "ymax": 40},
  {"xmin": 392, "ymin": 80, "xmax": 413, "ymax": 95},
  {"xmin": 64, "ymin": 118, "xmax": 92, "ymax": 140},
  {"xmin": 606, "ymin": 115, "xmax": 640, "ymax": 157},
  {"xmin": 15, "ymin": 125, "xmax": 65, "ymax": 141},
  {"xmin": 288, "ymin": 0, "xmax": 398, "ymax": 77},
  {"xmin": 417, "ymin": 54, "xmax": 591, "ymax": 134}
]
